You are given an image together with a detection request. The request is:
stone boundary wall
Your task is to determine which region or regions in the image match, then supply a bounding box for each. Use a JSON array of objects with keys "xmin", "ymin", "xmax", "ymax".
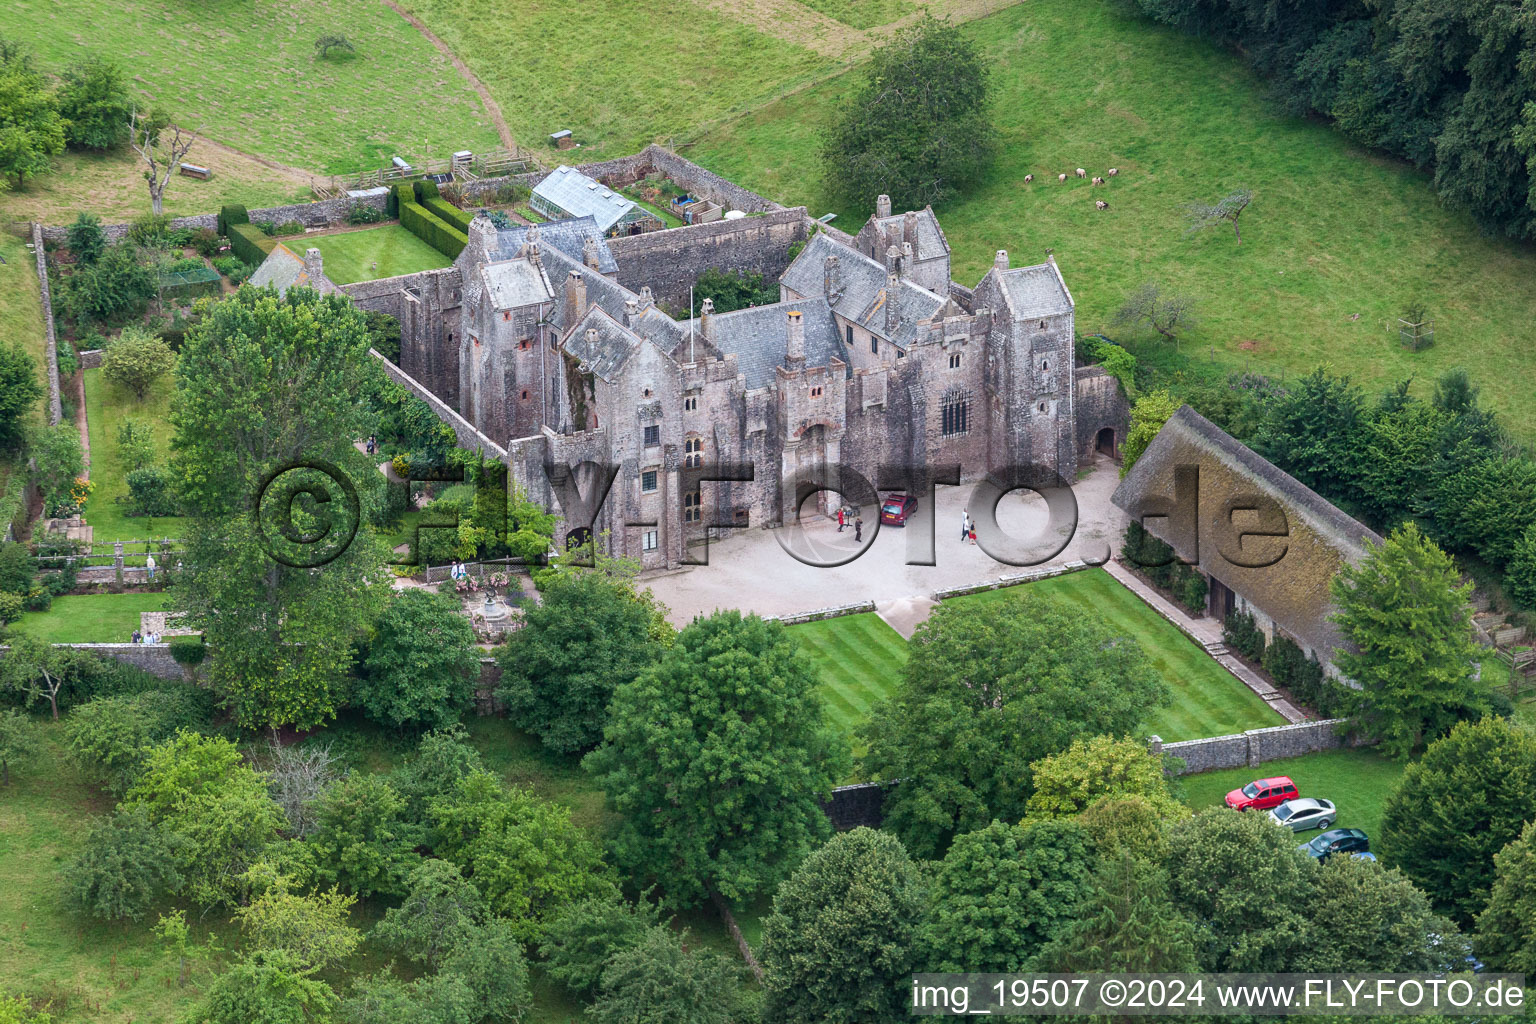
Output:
[
  {"xmin": 0, "ymin": 642, "xmax": 184, "ymax": 680},
  {"xmin": 370, "ymin": 349, "xmax": 507, "ymax": 460},
  {"xmin": 767, "ymin": 599, "xmax": 877, "ymax": 625},
  {"xmin": 1160, "ymin": 718, "xmax": 1370, "ymax": 775},
  {"xmin": 605, "ymin": 207, "xmax": 809, "ymax": 310},
  {"xmin": 932, "ymin": 560, "xmax": 1091, "ymax": 600},
  {"xmin": 78, "ymin": 348, "xmax": 104, "ymax": 370},
  {"xmin": 38, "ymin": 193, "xmax": 390, "ymax": 245},
  {"xmin": 31, "ymin": 223, "xmax": 63, "ymax": 425}
]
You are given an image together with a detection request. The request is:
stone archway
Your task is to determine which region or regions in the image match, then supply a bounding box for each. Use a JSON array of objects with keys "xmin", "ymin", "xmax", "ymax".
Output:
[
  {"xmin": 564, "ymin": 526, "xmax": 592, "ymax": 550},
  {"xmin": 1096, "ymin": 426, "xmax": 1118, "ymax": 459}
]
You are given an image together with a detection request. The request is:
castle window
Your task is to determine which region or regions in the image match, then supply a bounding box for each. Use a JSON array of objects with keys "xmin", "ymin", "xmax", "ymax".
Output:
[
  {"xmin": 643, "ymin": 424, "xmax": 660, "ymax": 447},
  {"xmin": 897, "ymin": 350, "xmax": 905, "ymax": 359},
  {"xmin": 941, "ymin": 389, "xmax": 971, "ymax": 437},
  {"xmin": 644, "ymin": 388, "xmax": 652, "ymax": 398},
  {"xmin": 684, "ymin": 488, "xmax": 701, "ymax": 523},
  {"xmin": 503, "ymin": 311, "xmax": 512, "ymax": 322},
  {"xmin": 643, "ymin": 529, "xmax": 659, "ymax": 552},
  {"xmin": 684, "ymin": 436, "xmax": 702, "ymax": 468},
  {"xmin": 949, "ymin": 353, "xmax": 961, "ymax": 369},
  {"xmin": 1038, "ymin": 401, "xmax": 1048, "ymax": 413},
  {"xmin": 518, "ymin": 339, "xmax": 530, "ymax": 351},
  {"xmin": 810, "ymin": 385, "xmax": 823, "ymax": 399},
  {"xmin": 684, "ymin": 395, "xmax": 698, "ymax": 412},
  {"xmin": 870, "ymin": 337, "xmax": 878, "ymax": 355},
  {"xmin": 846, "ymin": 325, "xmax": 854, "ymax": 346},
  {"xmin": 1038, "ymin": 320, "xmax": 1046, "ymax": 329},
  {"xmin": 642, "ymin": 470, "xmax": 658, "ymax": 493},
  {"xmin": 471, "ymin": 334, "xmax": 480, "ymax": 346},
  {"xmin": 520, "ymin": 389, "xmax": 529, "ymax": 400},
  {"xmin": 1041, "ymin": 359, "xmax": 1049, "ymax": 372}
]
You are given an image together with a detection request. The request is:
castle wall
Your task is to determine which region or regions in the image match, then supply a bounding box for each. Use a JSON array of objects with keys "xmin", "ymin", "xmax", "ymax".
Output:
[
  {"xmin": 1073, "ymin": 365, "xmax": 1131, "ymax": 462},
  {"xmin": 605, "ymin": 208, "xmax": 809, "ymax": 311},
  {"xmin": 342, "ymin": 269, "xmax": 462, "ymax": 409}
]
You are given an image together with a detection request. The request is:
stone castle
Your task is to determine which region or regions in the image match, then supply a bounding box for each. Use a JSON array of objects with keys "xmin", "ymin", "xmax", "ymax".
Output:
[{"xmin": 282, "ymin": 149, "xmax": 1128, "ymax": 570}]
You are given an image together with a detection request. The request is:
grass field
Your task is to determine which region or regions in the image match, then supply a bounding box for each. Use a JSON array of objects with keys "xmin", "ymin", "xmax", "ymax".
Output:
[
  {"xmin": 792, "ymin": 569, "xmax": 1282, "ymax": 761},
  {"xmin": 82, "ymin": 368, "xmax": 188, "ymax": 544},
  {"xmin": 800, "ymin": 0, "xmax": 916, "ymax": 29},
  {"xmin": 687, "ymin": 0, "xmax": 1536, "ymax": 444},
  {"xmin": 1178, "ymin": 748, "xmax": 1405, "ymax": 849},
  {"xmin": 0, "ymin": 0, "xmax": 500, "ymax": 175},
  {"xmin": 309, "ymin": 225, "xmax": 453, "ymax": 284},
  {"xmin": 9, "ymin": 593, "xmax": 170, "ymax": 643},
  {"xmin": 0, "ymin": 232, "xmax": 48, "ymax": 429}
]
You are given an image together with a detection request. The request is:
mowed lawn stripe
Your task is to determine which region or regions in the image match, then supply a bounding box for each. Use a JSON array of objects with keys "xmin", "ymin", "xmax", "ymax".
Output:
[{"xmin": 792, "ymin": 612, "xmax": 905, "ymax": 735}]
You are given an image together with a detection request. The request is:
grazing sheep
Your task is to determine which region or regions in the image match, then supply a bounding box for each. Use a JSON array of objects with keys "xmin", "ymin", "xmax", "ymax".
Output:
[
  {"xmin": 1076, "ymin": 168, "xmax": 1087, "ymax": 178},
  {"xmin": 1108, "ymin": 168, "xmax": 1119, "ymax": 177},
  {"xmin": 1092, "ymin": 176, "xmax": 1104, "ymax": 185},
  {"xmin": 1095, "ymin": 200, "xmax": 1109, "ymax": 210},
  {"xmin": 1058, "ymin": 173, "xmax": 1068, "ymax": 182},
  {"xmin": 1024, "ymin": 173, "xmax": 1034, "ymax": 183}
]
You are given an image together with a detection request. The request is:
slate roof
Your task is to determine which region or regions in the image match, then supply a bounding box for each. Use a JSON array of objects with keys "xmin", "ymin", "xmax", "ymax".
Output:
[
  {"xmin": 489, "ymin": 217, "xmax": 618, "ymax": 276},
  {"xmin": 867, "ymin": 208, "xmax": 949, "ymax": 261},
  {"xmin": 779, "ymin": 233, "xmax": 948, "ymax": 350},
  {"xmin": 249, "ymin": 244, "xmax": 336, "ymax": 296},
  {"xmin": 533, "ymin": 166, "xmax": 638, "ymax": 233},
  {"xmin": 480, "ymin": 258, "xmax": 552, "ymax": 310},
  {"xmin": 998, "ymin": 262, "xmax": 1073, "ymax": 320},
  {"xmin": 676, "ymin": 298, "xmax": 843, "ymax": 390},
  {"xmin": 564, "ymin": 306, "xmax": 639, "ymax": 382}
]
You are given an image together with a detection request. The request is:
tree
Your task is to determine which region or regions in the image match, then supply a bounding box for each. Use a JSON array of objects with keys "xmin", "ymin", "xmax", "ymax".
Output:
[
  {"xmin": 188, "ymin": 951, "xmax": 339, "ymax": 1024},
  {"xmin": 426, "ymin": 770, "xmax": 616, "ymax": 941},
  {"xmin": 1119, "ymin": 389, "xmax": 1182, "ymax": 475},
  {"xmin": 1186, "ymin": 188, "xmax": 1255, "ymax": 243},
  {"xmin": 1507, "ymin": 523, "xmax": 1536, "ymax": 609},
  {"xmin": 0, "ymin": 52, "xmax": 65, "ymax": 187},
  {"xmin": 820, "ymin": 16, "xmax": 996, "ymax": 210},
  {"xmin": 1331, "ymin": 522, "xmax": 1486, "ymax": 757},
  {"xmin": 1255, "ymin": 368, "xmax": 1367, "ymax": 497},
  {"xmin": 65, "ymin": 212, "xmax": 106, "ymax": 264},
  {"xmin": 306, "ymin": 774, "xmax": 417, "ymax": 899},
  {"xmin": 234, "ymin": 875, "xmax": 361, "ymax": 972},
  {"xmin": 390, "ymin": 724, "xmax": 485, "ymax": 821},
  {"xmin": 0, "ymin": 342, "xmax": 42, "ymax": 455},
  {"xmin": 30, "ymin": 423, "xmax": 83, "ymax": 520},
  {"xmin": 923, "ymin": 819, "xmax": 1095, "ymax": 971},
  {"xmin": 314, "ymin": 34, "xmax": 355, "ymax": 59},
  {"xmin": 155, "ymin": 909, "xmax": 222, "ymax": 988},
  {"xmin": 1300, "ymin": 855, "xmax": 1450, "ymax": 972},
  {"xmin": 57, "ymin": 57, "xmax": 131, "ymax": 151},
  {"xmin": 1165, "ymin": 808, "xmax": 1317, "ymax": 971},
  {"xmin": 691, "ymin": 268, "xmax": 779, "ymax": 316},
  {"xmin": 760, "ymin": 827, "xmax": 926, "ymax": 1024},
  {"xmin": 499, "ymin": 572, "xmax": 662, "ymax": 753},
  {"xmin": 1078, "ymin": 794, "xmax": 1178, "ymax": 863},
  {"xmin": 1037, "ymin": 853, "xmax": 1199, "ymax": 972},
  {"xmin": 261, "ymin": 741, "xmax": 339, "ymax": 837},
  {"xmin": 860, "ymin": 592, "xmax": 1168, "ymax": 858},
  {"xmin": 1, "ymin": 634, "xmax": 88, "ymax": 720},
  {"xmin": 443, "ymin": 919, "xmax": 532, "ymax": 1024},
  {"xmin": 1024, "ymin": 734, "xmax": 1183, "ymax": 820},
  {"xmin": 540, "ymin": 893, "xmax": 663, "ymax": 1000},
  {"xmin": 63, "ymin": 687, "xmax": 211, "ymax": 794},
  {"xmin": 1378, "ymin": 717, "xmax": 1536, "ymax": 922},
  {"xmin": 101, "ymin": 329, "xmax": 176, "ymax": 400},
  {"xmin": 127, "ymin": 107, "xmax": 196, "ymax": 216},
  {"xmin": 114, "ymin": 417, "xmax": 157, "ymax": 472},
  {"xmin": 587, "ymin": 926, "xmax": 752, "ymax": 1024},
  {"xmin": 1475, "ymin": 820, "xmax": 1536, "ymax": 974},
  {"xmin": 1112, "ymin": 281, "xmax": 1198, "ymax": 347},
  {"xmin": 373, "ymin": 858, "xmax": 486, "ymax": 969},
  {"xmin": 338, "ymin": 971, "xmax": 475, "ymax": 1024},
  {"xmin": 0, "ymin": 707, "xmax": 38, "ymax": 785},
  {"xmin": 122, "ymin": 731, "xmax": 285, "ymax": 908},
  {"xmin": 359, "ymin": 589, "xmax": 480, "ymax": 731},
  {"xmin": 67, "ymin": 806, "xmax": 187, "ymax": 921},
  {"xmin": 585, "ymin": 610, "xmax": 844, "ymax": 962},
  {"xmin": 170, "ymin": 286, "xmax": 389, "ymax": 730},
  {"xmin": 59, "ymin": 245, "xmax": 156, "ymax": 326}
]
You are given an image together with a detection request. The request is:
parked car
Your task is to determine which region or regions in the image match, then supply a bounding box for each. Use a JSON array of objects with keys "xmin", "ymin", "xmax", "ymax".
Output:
[
  {"xmin": 880, "ymin": 494, "xmax": 918, "ymax": 526},
  {"xmin": 1225, "ymin": 776, "xmax": 1298, "ymax": 811},
  {"xmin": 1352, "ymin": 851, "xmax": 1377, "ymax": 862},
  {"xmin": 1268, "ymin": 797, "xmax": 1336, "ymax": 832},
  {"xmin": 1299, "ymin": 827, "xmax": 1370, "ymax": 863}
]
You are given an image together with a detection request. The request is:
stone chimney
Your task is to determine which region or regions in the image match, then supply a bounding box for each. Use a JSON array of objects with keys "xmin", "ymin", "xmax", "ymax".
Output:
[
  {"xmin": 900, "ymin": 241, "xmax": 914, "ymax": 279},
  {"xmin": 564, "ymin": 270, "xmax": 586, "ymax": 328},
  {"xmin": 823, "ymin": 254, "xmax": 841, "ymax": 300},
  {"xmin": 624, "ymin": 298, "xmax": 640, "ymax": 328},
  {"xmin": 638, "ymin": 285, "xmax": 654, "ymax": 310},
  {"xmin": 884, "ymin": 273, "xmax": 901, "ymax": 333},
  {"xmin": 526, "ymin": 239, "xmax": 542, "ymax": 272},
  {"xmin": 700, "ymin": 297, "xmax": 716, "ymax": 344},
  {"xmin": 467, "ymin": 213, "xmax": 497, "ymax": 257},
  {"xmin": 303, "ymin": 247, "xmax": 323, "ymax": 280},
  {"xmin": 786, "ymin": 309, "xmax": 805, "ymax": 364},
  {"xmin": 585, "ymin": 328, "xmax": 599, "ymax": 352},
  {"xmin": 884, "ymin": 244, "xmax": 900, "ymax": 273},
  {"xmin": 994, "ymin": 249, "xmax": 1009, "ymax": 273},
  {"xmin": 875, "ymin": 194, "xmax": 892, "ymax": 219},
  {"xmin": 903, "ymin": 210, "xmax": 918, "ymax": 247},
  {"xmin": 583, "ymin": 237, "xmax": 601, "ymax": 271}
]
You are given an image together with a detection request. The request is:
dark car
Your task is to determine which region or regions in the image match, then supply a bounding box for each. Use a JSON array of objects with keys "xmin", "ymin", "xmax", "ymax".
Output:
[
  {"xmin": 1299, "ymin": 827, "xmax": 1369, "ymax": 863},
  {"xmin": 880, "ymin": 494, "xmax": 918, "ymax": 526}
]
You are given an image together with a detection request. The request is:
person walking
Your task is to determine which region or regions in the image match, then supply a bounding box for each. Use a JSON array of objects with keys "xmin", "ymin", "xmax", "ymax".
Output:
[
  {"xmin": 961, "ymin": 509, "xmax": 970, "ymax": 542},
  {"xmin": 837, "ymin": 507, "xmax": 846, "ymax": 532},
  {"xmin": 968, "ymin": 520, "xmax": 978, "ymax": 545},
  {"xmin": 146, "ymin": 553, "xmax": 156, "ymax": 582},
  {"xmin": 854, "ymin": 516, "xmax": 864, "ymax": 543}
]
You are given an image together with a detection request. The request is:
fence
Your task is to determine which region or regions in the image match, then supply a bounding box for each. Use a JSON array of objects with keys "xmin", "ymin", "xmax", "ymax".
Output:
[
  {"xmin": 159, "ymin": 267, "xmax": 223, "ymax": 302},
  {"xmin": 313, "ymin": 147, "xmax": 541, "ymax": 199},
  {"xmin": 37, "ymin": 537, "xmax": 182, "ymax": 570}
]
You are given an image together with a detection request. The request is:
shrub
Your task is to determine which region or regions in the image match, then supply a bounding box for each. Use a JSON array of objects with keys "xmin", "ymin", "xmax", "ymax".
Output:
[
  {"xmin": 1222, "ymin": 610, "xmax": 1266, "ymax": 661},
  {"xmin": 125, "ymin": 467, "xmax": 179, "ymax": 517},
  {"xmin": 424, "ymin": 196, "xmax": 472, "ymax": 232},
  {"xmin": 271, "ymin": 220, "xmax": 306, "ymax": 237},
  {"xmin": 227, "ymin": 222, "xmax": 276, "ymax": 267},
  {"xmin": 126, "ymin": 213, "xmax": 173, "ymax": 248},
  {"xmin": 59, "ymin": 56, "xmax": 132, "ymax": 151},
  {"xmin": 0, "ymin": 541, "xmax": 34, "ymax": 594},
  {"xmin": 190, "ymin": 227, "xmax": 223, "ymax": 257},
  {"xmin": 1175, "ymin": 564, "xmax": 1207, "ymax": 613},
  {"xmin": 67, "ymin": 806, "xmax": 188, "ymax": 921},
  {"xmin": 168, "ymin": 637, "xmax": 205, "ymax": 667},
  {"xmin": 101, "ymin": 329, "xmax": 176, "ymax": 400},
  {"xmin": 346, "ymin": 201, "xmax": 384, "ymax": 225},
  {"xmin": 211, "ymin": 255, "xmax": 254, "ymax": 283},
  {"xmin": 55, "ymin": 338, "xmax": 77, "ymax": 379},
  {"xmin": 66, "ymin": 212, "xmax": 107, "ymax": 264},
  {"xmin": 399, "ymin": 201, "xmax": 466, "ymax": 259},
  {"xmin": 0, "ymin": 592, "xmax": 23, "ymax": 625},
  {"xmin": 253, "ymin": 220, "xmax": 277, "ymax": 236},
  {"xmin": 164, "ymin": 256, "xmax": 205, "ymax": 274},
  {"xmin": 22, "ymin": 586, "xmax": 52, "ymax": 613},
  {"xmin": 61, "ymin": 244, "xmax": 156, "ymax": 326}
]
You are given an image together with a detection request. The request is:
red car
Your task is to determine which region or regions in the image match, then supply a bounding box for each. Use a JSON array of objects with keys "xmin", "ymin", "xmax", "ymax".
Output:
[
  {"xmin": 879, "ymin": 494, "xmax": 918, "ymax": 526},
  {"xmin": 1225, "ymin": 776, "xmax": 1298, "ymax": 811}
]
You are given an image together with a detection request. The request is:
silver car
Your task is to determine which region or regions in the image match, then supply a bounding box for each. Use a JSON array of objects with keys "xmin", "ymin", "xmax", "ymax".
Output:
[{"xmin": 1268, "ymin": 797, "xmax": 1336, "ymax": 832}]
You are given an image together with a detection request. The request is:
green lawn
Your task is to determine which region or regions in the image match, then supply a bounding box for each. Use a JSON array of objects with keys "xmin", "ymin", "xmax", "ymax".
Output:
[
  {"xmin": 81, "ymin": 368, "xmax": 188, "ymax": 544},
  {"xmin": 1178, "ymin": 748, "xmax": 1405, "ymax": 849},
  {"xmin": 688, "ymin": 0, "xmax": 1536, "ymax": 445},
  {"xmin": 308, "ymin": 225, "xmax": 453, "ymax": 284},
  {"xmin": 0, "ymin": 0, "xmax": 499, "ymax": 175},
  {"xmin": 799, "ymin": 0, "xmax": 915, "ymax": 29},
  {"xmin": 792, "ymin": 569, "xmax": 1282, "ymax": 761},
  {"xmin": 9, "ymin": 593, "xmax": 170, "ymax": 643},
  {"xmin": 0, "ymin": 232, "xmax": 49, "ymax": 430}
]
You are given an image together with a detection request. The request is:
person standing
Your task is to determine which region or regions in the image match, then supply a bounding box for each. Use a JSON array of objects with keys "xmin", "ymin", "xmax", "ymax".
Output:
[
  {"xmin": 854, "ymin": 516, "xmax": 864, "ymax": 543},
  {"xmin": 146, "ymin": 553, "xmax": 156, "ymax": 582},
  {"xmin": 961, "ymin": 509, "xmax": 970, "ymax": 542},
  {"xmin": 837, "ymin": 507, "xmax": 846, "ymax": 532},
  {"xmin": 131, "ymin": 629, "xmax": 142, "ymax": 644}
]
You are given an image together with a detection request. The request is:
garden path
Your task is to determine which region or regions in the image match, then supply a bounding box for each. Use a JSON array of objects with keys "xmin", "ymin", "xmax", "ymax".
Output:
[{"xmin": 379, "ymin": 0, "xmax": 518, "ymax": 150}]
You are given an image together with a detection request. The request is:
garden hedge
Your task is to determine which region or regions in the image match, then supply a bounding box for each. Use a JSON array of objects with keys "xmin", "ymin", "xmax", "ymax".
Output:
[
  {"xmin": 400, "ymin": 201, "xmax": 467, "ymax": 259},
  {"xmin": 412, "ymin": 179, "xmax": 441, "ymax": 203},
  {"xmin": 227, "ymin": 222, "xmax": 277, "ymax": 268},
  {"xmin": 216, "ymin": 204, "xmax": 249, "ymax": 236},
  {"xmin": 424, "ymin": 197, "xmax": 473, "ymax": 233},
  {"xmin": 387, "ymin": 182, "xmax": 414, "ymax": 219}
]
